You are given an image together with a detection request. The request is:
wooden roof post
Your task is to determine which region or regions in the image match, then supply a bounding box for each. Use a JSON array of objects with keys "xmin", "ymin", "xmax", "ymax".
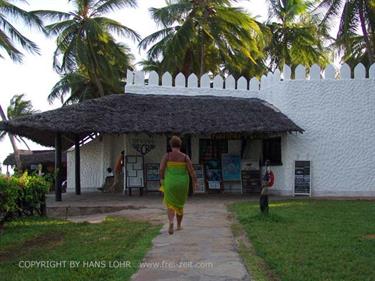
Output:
[
  {"xmin": 55, "ymin": 133, "xmax": 62, "ymax": 201},
  {"xmin": 75, "ymin": 134, "xmax": 81, "ymax": 195}
]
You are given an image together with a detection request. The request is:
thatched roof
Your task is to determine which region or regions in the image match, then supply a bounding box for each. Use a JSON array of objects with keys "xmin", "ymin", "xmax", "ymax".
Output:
[
  {"xmin": 0, "ymin": 93, "xmax": 303, "ymax": 148},
  {"xmin": 3, "ymin": 150, "xmax": 67, "ymax": 166}
]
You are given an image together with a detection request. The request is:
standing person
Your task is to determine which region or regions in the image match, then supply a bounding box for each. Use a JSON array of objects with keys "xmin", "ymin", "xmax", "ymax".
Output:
[
  {"xmin": 159, "ymin": 136, "xmax": 197, "ymax": 235},
  {"xmin": 260, "ymin": 160, "xmax": 274, "ymax": 214},
  {"xmin": 109, "ymin": 151, "xmax": 124, "ymax": 192}
]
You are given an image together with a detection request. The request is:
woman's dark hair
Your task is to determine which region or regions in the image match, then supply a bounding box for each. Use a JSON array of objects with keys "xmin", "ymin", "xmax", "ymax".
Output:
[
  {"xmin": 169, "ymin": 135, "xmax": 182, "ymax": 148},
  {"xmin": 107, "ymin": 167, "xmax": 112, "ymax": 173}
]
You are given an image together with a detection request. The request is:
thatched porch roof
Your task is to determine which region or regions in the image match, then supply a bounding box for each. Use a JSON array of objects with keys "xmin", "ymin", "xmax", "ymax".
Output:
[
  {"xmin": 3, "ymin": 150, "xmax": 67, "ymax": 167},
  {"xmin": 0, "ymin": 93, "xmax": 303, "ymax": 148}
]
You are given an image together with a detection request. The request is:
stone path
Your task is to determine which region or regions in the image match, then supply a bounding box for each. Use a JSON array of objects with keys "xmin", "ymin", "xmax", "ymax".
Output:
[
  {"xmin": 130, "ymin": 200, "xmax": 250, "ymax": 281},
  {"xmin": 55, "ymin": 194, "xmax": 252, "ymax": 281}
]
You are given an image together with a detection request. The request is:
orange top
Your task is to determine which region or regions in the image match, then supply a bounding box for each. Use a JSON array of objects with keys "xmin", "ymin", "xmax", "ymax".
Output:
[{"xmin": 115, "ymin": 155, "xmax": 123, "ymax": 172}]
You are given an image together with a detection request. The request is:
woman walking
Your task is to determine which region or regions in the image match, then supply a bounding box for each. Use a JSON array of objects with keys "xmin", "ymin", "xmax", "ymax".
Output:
[{"xmin": 160, "ymin": 136, "xmax": 197, "ymax": 235}]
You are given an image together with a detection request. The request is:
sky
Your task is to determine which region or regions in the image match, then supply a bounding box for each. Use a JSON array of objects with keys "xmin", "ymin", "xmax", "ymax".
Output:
[{"xmin": 0, "ymin": 0, "xmax": 268, "ymax": 172}]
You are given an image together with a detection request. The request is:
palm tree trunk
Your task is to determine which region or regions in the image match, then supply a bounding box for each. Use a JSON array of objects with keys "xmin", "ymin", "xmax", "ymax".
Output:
[
  {"xmin": 87, "ymin": 40, "xmax": 105, "ymax": 97},
  {"xmin": 199, "ymin": 28, "xmax": 205, "ymax": 78},
  {"xmin": 0, "ymin": 105, "xmax": 22, "ymax": 172},
  {"xmin": 359, "ymin": 0, "xmax": 374, "ymax": 64}
]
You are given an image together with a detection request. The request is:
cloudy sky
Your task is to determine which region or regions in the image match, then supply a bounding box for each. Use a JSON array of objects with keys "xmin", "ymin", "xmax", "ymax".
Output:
[{"xmin": 0, "ymin": 0, "xmax": 268, "ymax": 171}]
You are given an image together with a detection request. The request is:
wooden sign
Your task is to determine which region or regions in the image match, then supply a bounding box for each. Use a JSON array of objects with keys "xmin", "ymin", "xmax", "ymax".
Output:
[{"xmin": 241, "ymin": 170, "xmax": 261, "ymax": 193}]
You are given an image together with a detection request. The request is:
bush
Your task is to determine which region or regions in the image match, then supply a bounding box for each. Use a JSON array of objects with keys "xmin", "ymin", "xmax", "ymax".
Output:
[
  {"xmin": 0, "ymin": 176, "xmax": 19, "ymax": 231},
  {"xmin": 0, "ymin": 172, "xmax": 50, "ymax": 233}
]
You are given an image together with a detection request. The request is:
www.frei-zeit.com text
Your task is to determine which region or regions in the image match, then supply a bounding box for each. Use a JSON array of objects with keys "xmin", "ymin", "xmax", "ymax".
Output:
[{"xmin": 18, "ymin": 260, "xmax": 214, "ymax": 270}]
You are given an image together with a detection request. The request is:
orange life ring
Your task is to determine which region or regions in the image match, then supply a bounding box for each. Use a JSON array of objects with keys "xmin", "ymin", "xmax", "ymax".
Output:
[{"xmin": 267, "ymin": 171, "xmax": 275, "ymax": 187}]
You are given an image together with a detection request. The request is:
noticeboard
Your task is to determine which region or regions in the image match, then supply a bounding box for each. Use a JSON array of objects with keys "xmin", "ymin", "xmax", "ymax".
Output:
[
  {"xmin": 125, "ymin": 155, "xmax": 144, "ymax": 189},
  {"xmin": 294, "ymin": 161, "xmax": 311, "ymax": 196}
]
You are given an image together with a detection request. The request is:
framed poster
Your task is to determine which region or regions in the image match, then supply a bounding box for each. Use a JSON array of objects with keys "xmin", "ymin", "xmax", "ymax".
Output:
[
  {"xmin": 145, "ymin": 163, "xmax": 160, "ymax": 192},
  {"xmin": 221, "ymin": 154, "xmax": 241, "ymax": 181},
  {"xmin": 204, "ymin": 159, "xmax": 222, "ymax": 190},
  {"xmin": 145, "ymin": 163, "xmax": 160, "ymax": 181},
  {"xmin": 294, "ymin": 161, "xmax": 311, "ymax": 196},
  {"xmin": 193, "ymin": 164, "xmax": 205, "ymax": 193}
]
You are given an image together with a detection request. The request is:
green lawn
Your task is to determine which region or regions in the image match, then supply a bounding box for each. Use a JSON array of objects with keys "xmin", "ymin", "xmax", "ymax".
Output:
[
  {"xmin": 0, "ymin": 216, "xmax": 161, "ymax": 281},
  {"xmin": 230, "ymin": 200, "xmax": 375, "ymax": 281}
]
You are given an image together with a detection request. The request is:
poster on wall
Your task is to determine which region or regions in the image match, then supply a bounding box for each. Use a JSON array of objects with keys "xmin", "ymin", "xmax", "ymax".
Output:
[
  {"xmin": 145, "ymin": 163, "xmax": 160, "ymax": 181},
  {"xmin": 204, "ymin": 160, "xmax": 221, "ymax": 190},
  {"xmin": 125, "ymin": 155, "xmax": 144, "ymax": 190},
  {"xmin": 145, "ymin": 163, "xmax": 160, "ymax": 192},
  {"xmin": 221, "ymin": 154, "xmax": 241, "ymax": 181},
  {"xmin": 193, "ymin": 164, "xmax": 206, "ymax": 193}
]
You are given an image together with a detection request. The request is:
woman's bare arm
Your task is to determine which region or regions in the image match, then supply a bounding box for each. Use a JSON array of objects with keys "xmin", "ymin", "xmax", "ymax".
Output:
[
  {"xmin": 159, "ymin": 153, "xmax": 168, "ymax": 181},
  {"xmin": 186, "ymin": 156, "xmax": 198, "ymax": 188}
]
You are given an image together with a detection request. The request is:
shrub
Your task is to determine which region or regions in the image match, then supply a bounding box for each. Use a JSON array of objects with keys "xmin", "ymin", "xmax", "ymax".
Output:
[
  {"xmin": 0, "ymin": 176, "xmax": 20, "ymax": 232},
  {"xmin": 0, "ymin": 172, "xmax": 50, "ymax": 233}
]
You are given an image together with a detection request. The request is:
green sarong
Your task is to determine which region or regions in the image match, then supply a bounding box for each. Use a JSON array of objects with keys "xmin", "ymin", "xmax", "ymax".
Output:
[{"xmin": 160, "ymin": 161, "xmax": 189, "ymax": 215}]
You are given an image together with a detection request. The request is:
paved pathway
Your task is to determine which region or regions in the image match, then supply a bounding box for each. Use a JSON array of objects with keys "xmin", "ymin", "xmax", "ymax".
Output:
[
  {"xmin": 130, "ymin": 200, "xmax": 250, "ymax": 281},
  {"xmin": 54, "ymin": 193, "xmax": 252, "ymax": 281}
]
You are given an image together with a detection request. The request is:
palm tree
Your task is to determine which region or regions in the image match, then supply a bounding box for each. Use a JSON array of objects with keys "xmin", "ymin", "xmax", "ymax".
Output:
[
  {"xmin": 317, "ymin": 0, "xmax": 375, "ymax": 64},
  {"xmin": 139, "ymin": 0, "xmax": 264, "ymax": 78},
  {"xmin": 266, "ymin": 0, "xmax": 330, "ymax": 71},
  {"xmin": 0, "ymin": 94, "xmax": 37, "ymax": 171},
  {"xmin": 33, "ymin": 0, "xmax": 140, "ymax": 98},
  {"xmin": 48, "ymin": 44, "xmax": 134, "ymax": 105},
  {"xmin": 0, "ymin": 0, "xmax": 43, "ymax": 62}
]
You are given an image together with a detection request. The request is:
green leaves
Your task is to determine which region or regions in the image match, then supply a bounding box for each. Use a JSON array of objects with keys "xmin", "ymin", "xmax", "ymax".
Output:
[
  {"xmin": 140, "ymin": 0, "xmax": 265, "ymax": 77},
  {"xmin": 0, "ymin": 0, "xmax": 43, "ymax": 62},
  {"xmin": 317, "ymin": 0, "xmax": 375, "ymax": 65},
  {"xmin": 266, "ymin": 0, "xmax": 330, "ymax": 71},
  {"xmin": 36, "ymin": 0, "xmax": 138, "ymax": 102},
  {"xmin": 7, "ymin": 94, "xmax": 37, "ymax": 120}
]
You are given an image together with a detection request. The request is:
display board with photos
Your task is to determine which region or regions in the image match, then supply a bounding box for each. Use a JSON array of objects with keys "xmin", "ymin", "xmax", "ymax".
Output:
[
  {"xmin": 204, "ymin": 159, "xmax": 222, "ymax": 190},
  {"xmin": 193, "ymin": 164, "xmax": 206, "ymax": 193}
]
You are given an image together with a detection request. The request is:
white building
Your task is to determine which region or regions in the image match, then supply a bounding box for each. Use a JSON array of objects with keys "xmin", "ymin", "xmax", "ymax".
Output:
[
  {"xmin": 66, "ymin": 64, "xmax": 375, "ymax": 197},
  {"xmin": 1, "ymin": 63, "xmax": 374, "ymax": 199}
]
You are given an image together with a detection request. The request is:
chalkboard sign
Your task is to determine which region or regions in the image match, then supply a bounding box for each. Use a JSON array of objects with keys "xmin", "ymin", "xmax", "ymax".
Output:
[
  {"xmin": 241, "ymin": 170, "xmax": 261, "ymax": 193},
  {"xmin": 294, "ymin": 161, "xmax": 311, "ymax": 196}
]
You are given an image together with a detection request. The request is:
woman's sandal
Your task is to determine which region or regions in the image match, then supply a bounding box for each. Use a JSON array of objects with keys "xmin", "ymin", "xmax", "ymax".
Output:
[
  {"xmin": 176, "ymin": 224, "xmax": 182, "ymax": 231},
  {"xmin": 168, "ymin": 222, "xmax": 174, "ymax": 235}
]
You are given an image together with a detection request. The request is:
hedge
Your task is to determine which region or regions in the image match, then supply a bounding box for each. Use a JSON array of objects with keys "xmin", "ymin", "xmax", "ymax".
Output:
[{"xmin": 0, "ymin": 172, "xmax": 50, "ymax": 233}]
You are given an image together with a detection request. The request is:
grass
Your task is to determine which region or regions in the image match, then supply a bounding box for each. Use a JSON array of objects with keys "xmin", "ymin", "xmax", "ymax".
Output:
[
  {"xmin": 230, "ymin": 199, "xmax": 375, "ymax": 281},
  {"xmin": 0, "ymin": 216, "xmax": 161, "ymax": 281}
]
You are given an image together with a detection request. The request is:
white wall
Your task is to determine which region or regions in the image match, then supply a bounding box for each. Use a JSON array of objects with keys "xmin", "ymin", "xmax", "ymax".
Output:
[
  {"xmin": 67, "ymin": 136, "xmax": 104, "ymax": 192},
  {"xmin": 124, "ymin": 64, "xmax": 375, "ymax": 197}
]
